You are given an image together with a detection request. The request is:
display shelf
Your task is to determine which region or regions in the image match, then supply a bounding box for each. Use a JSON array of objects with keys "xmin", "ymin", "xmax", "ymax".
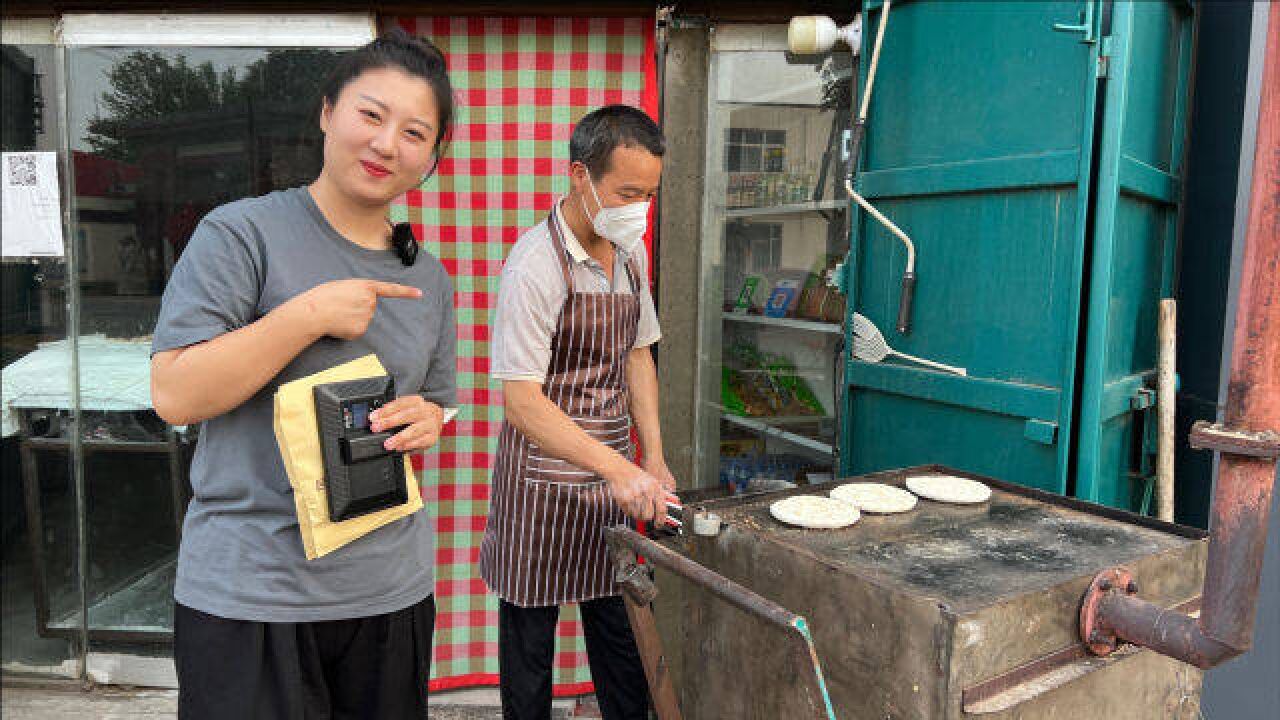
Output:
[
  {"xmin": 719, "ymin": 412, "xmax": 834, "ymax": 457},
  {"xmin": 724, "ymin": 199, "xmax": 847, "ymax": 218},
  {"xmin": 722, "ymin": 312, "xmax": 842, "ymax": 334}
]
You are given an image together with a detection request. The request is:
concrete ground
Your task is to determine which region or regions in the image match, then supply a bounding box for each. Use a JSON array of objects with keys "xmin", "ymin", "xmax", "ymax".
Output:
[{"xmin": 0, "ymin": 681, "xmax": 583, "ymax": 719}]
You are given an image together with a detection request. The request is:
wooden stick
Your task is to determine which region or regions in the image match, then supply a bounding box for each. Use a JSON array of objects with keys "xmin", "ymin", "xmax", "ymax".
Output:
[{"xmin": 1157, "ymin": 299, "xmax": 1177, "ymax": 522}]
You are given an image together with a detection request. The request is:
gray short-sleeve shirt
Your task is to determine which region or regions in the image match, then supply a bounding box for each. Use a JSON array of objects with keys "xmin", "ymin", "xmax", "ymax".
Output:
[
  {"xmin": 491, "ymin": 200, "xmax": 660, "ymax": 383},
  {"xmin": 152, "ymin": 187, "xmax": 456, "ymax": 622}
]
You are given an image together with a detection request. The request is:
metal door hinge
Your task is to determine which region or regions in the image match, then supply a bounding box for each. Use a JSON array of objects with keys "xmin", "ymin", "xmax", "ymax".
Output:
[
  {"xmin": 1097, "ymin": 36, "xmax": 1114, "ymax": 78},
  {"xmin": 1129, "ymin": 388, "xmax": 1155, "ymax": 411}
]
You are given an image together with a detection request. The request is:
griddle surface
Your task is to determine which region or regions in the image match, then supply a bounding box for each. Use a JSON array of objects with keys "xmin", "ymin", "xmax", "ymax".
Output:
[{"xmin": 711, "ymin": 481, "xmax": 1191, "ymax": 612}]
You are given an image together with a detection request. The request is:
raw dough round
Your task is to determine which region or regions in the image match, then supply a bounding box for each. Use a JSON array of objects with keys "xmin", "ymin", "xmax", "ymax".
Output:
[
  {"xmin": 905, "ymin": 474, "xmax": 992, "ymax": 505},
  {"xmin": 769, "ymin": 495, "xmax": 861, "ymax": 529},
  {"xmin": 830, "ymin": 482, "xmax": 918, "ymax": 514}
]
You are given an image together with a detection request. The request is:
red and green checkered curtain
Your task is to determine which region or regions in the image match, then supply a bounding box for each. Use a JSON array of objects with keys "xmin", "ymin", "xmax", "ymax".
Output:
[{"xmin": 384, "ymin": 15, "xmax": 658, "ymax": 695}]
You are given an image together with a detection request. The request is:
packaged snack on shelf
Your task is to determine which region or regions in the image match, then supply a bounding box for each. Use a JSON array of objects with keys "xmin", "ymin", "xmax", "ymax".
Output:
[
  {"xmin": 797, "ymin": 254, "xmax": 847, "ymax": 324},
  {"xmin": 819, "ymin": 288, "xmax": 846, "ymax": 324},
  {"xmin": 719, "ymin": 435, "xmax": 764, "ymax": 458},
  {"xmin": 720, "ymin": 366, "xmax": 748, "ymax": 416},
  {"xmin": 724, "ymin": 344, "xmax": 825, "ymax": 418},
  {"xmin": 732, "ymin": 276, "xmax": 761, "ymax": 314},
  {"xmin": 764, "ymin": 279, "xmax": 800, "ymax": 318},
  {"xmin": 763, "ymin": 268, "xmax": 810, "ymax": 317},
  {"xmin": 797, "ymin": 272, "xmax": 825, "ymax": 320},
  {"xmin": 763, "ymin": 354, "xmax": 825, "ymax": 416},
  {"xmin": 725, "ymin": 344, "xmax": 783, "ymax": 416}
]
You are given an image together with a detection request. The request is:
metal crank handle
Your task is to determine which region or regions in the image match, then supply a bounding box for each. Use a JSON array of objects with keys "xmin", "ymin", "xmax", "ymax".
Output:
[{"xmin": 895, "ymin": 271, "xmax": 916, "ymax": 335}]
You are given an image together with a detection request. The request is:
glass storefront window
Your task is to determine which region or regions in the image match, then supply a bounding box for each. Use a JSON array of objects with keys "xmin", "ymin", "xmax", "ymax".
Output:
[{"xmin": 3, "ymin": 31, "xmax": 80, "ymax": 677}]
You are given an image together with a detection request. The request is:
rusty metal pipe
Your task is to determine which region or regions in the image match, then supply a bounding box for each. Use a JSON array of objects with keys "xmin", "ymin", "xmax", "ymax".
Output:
[
  {"xmin": 1095, "ymin": 592, "xmax": 1237, "ymax": 669},
  {"xmin": 1088, "ymin": 4, "xmax": 1280, "ymax": 669},
  {"xmin": 604, "ymin": 526, "xmax": 806, "ymax": 630},
  {"xmin": 1198, "ymin": 456, "xmax": 1278, "ymax": 653},
  {"xmin": 604, "ymin": 527, "xmax": 839, "ymax": 720}
]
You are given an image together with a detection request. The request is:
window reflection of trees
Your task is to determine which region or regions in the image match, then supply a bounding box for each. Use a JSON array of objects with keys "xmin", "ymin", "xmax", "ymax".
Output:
[
  {"xmin": 86, "ymin": 48, "xmax": 337, "ymax": 169},
  {"xmin": 72, "ymin": 48, "xmax": 340, "ymax": 338}
]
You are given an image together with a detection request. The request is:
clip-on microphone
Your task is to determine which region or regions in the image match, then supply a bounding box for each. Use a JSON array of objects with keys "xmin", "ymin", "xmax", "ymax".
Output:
[{"xmin": 390, "ymin": 222, "xmax": 419, "ymax": 266}]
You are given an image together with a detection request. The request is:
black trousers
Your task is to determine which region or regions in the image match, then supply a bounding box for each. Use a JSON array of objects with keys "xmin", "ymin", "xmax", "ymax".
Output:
[
  {"xmin": 174, "ymin": 595, "xmax": 434, "ymax": 720},
  {"xmin": 499, "ymin": 596, "xmax": 650, "ymax": 720}
]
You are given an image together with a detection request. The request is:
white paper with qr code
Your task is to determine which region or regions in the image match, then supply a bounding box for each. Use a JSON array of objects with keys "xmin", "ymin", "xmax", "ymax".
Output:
[{"xmin": 2, "ymin": 152, "xmax": 64, "ymax": 258}]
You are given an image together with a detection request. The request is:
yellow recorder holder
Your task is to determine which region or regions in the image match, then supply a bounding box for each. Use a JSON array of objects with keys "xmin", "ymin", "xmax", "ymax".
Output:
[{"xmin": 274, "ymin": 355, "xmax": 425, "ymax": 560}]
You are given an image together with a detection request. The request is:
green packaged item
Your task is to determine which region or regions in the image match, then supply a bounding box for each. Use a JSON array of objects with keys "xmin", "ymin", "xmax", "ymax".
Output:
[
  {"xmin": 763, "ymin": 354, "xmax": 825, "ymax": 416},
  {"xmin": 724, "ymin": 344, "xmax": 825, "ymax": 417},
  {"xmin": 733, "ymin": 276, "xmax": 761, "ymax": 313},
  {"xmin": 721, "ymin": 366, "xmax": 747, "ymax": 416}
]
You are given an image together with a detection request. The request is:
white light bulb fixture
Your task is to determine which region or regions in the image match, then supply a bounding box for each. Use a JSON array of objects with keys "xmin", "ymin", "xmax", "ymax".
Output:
[{"xmin": 787, "ymin": 14, "xmax": 862, "ymax": 55}]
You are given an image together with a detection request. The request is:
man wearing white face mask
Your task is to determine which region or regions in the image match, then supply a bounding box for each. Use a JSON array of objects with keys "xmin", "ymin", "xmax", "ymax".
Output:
[{"xmin": 481, "ymin": 105, "xmax": 671, "ymax": 720}]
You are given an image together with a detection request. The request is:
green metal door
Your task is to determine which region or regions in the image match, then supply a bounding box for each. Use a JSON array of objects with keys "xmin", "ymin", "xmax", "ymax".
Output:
[
  {"xmin": 1074, "ymin": 0, "xmax": 1194, "ymax": 509},
  {"xmin": 839, "ymin": 0, "xmax": 1195, "ymax": 510}
]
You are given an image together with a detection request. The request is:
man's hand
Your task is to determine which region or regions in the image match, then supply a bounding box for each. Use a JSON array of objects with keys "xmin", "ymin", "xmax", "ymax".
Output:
[
  {"xmin": 369, "ymin": 396, "xmax": 445, "ymax": 453},
  {"xmin": 643, "ymin": 457, "xmax": 677, "ymax": 492},
  {"xmin": 606, "ymin": 466, "xmax": 668, "ymax": 524}
]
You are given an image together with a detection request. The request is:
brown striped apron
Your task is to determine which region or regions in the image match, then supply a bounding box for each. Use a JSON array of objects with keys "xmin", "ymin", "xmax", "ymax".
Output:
[{"xmin": 480, "ymin": 205, "xmax": 642, "ymax": 608}]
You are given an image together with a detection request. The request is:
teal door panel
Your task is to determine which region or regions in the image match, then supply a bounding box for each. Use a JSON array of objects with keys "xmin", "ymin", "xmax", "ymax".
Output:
[
  {"xmin": 857, "ymin": 1, "xmax": 1101, "ymax": 166},
  {"xmin": 1075, "ymin": 0, "xmax": 1194, "ymax": 508},
  {"xmin": 846, "ymin": 392, "xmax": 1063, "ymax": 491},
  {"xmin": 849, "ymin": 186, "xmax": 1086, "ymax": 385},
  {"xmin": 840, "ymin": 0, "xmax": 1194, "ymax": 511},
  {"xmin": 841, "ymin": 0, "xmax": 1105, "ymax": 494}
]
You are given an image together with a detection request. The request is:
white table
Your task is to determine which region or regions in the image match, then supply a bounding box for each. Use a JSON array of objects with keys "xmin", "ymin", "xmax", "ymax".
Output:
[{"xmin": 2, "ymin": 335, "xmax": 154, "ymax": 438}]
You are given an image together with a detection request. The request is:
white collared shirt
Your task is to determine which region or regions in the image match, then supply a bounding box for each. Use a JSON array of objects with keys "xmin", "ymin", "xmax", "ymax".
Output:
[{"xmin": 491, "ymin": 199, "xmax": 661, "ymax": 383}]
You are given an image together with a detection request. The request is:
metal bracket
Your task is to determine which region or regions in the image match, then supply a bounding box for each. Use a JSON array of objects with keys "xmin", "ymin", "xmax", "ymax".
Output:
[
  {"xmin": 1078, "ymin": 567, "xmax": 1139, "ymax": 656},
  {"xmin": 1052, "ymin": 1, "xmax": 1097, "ymax": 44},
  {"xmin": 603, "ymin": 526, "xmax": 838, "ymax": 720},
  {"xmin": 1023, "ymin": 419, "xmax": 1058, "ymax": 446},
  {"xmin": 1129, "ymin": 388, "xmax": 1155, "ymax": 411},
  {"xmin": 1188, "ymin": 420, "xmax": 1280, "ymax": 459},
  {"xmin": 614, "ymin": 556, "xmax": 659, "ymax": 605}
]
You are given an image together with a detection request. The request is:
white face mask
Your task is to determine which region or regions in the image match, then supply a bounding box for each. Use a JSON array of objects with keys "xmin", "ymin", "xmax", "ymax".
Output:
[{"xmin": 580, "ymin": 170, "xmax": 649, "ymax": 252}]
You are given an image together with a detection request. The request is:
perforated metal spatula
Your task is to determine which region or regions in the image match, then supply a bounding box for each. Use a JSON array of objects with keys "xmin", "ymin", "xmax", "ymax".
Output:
[{"xmin": 851, "ymin": 313, "xmax": 967, "ymax": 376}]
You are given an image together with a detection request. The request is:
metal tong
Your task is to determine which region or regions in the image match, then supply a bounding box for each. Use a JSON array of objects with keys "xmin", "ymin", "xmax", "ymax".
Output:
[{"xmin": 658, "ymin": 491, "xmax": 684, "ymax": 535}]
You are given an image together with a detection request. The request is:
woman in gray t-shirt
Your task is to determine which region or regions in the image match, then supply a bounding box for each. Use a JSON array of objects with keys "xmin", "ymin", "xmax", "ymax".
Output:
[{"xmin": 151, "ymin": 30, "xmax": 455, "ymax": 719}]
